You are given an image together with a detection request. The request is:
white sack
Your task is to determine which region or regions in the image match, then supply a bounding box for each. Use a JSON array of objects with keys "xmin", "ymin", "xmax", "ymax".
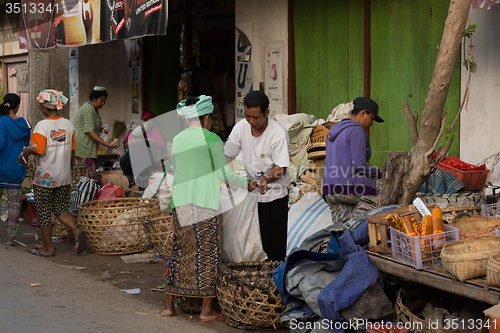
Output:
[
  {"xmin": 287, "ymin": 192, "xmax": 332, "ymax": 255},
  {"xmin": 142, "ymin": 172, "xmax": 174, "ymax": 212},
  {"xmin": 220, "ymin": 189, "xmax": 268, "ymax": 263}
]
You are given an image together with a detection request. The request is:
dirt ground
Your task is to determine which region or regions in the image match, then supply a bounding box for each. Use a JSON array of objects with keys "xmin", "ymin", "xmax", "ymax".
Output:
[{"xmin": 2, "ymin": 201, "xmax": 287, "ymax": 332}]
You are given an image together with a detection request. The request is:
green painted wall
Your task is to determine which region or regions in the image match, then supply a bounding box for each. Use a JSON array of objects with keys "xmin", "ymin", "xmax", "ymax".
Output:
[
  {"xmin": 294, "ymin": 0, "xmax": 460, "ymax": 168},
  {"xmin": 370, "ymin": 0, "xmax": 460, "ymax": 167},
  {"xmin": 294, "ymin": 0, "xmax": 365, "ymax": 120}
]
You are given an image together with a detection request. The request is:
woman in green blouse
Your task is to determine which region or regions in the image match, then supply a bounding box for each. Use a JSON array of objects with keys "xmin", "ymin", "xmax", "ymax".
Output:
[{"xmin": 73, "ymin": 86, "xmax": 117, "ymax": 179}]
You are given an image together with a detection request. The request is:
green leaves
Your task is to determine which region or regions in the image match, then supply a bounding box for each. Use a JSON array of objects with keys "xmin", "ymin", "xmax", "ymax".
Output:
[
  {"xmin": 463, "ymin": 60, "xmax": 477, "ymax": 73},
  {"xmin": 463, "ymin": 24, "xmax": 477, "ymax": 38}
]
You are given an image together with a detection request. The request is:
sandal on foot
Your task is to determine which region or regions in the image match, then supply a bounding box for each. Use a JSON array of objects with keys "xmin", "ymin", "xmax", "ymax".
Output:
[
  {"xmin": 75, "ymin": 230, "xmax": 88, "ymax": 254},
  {"xmin": 6, "ymin": 240, "xmax": 17, "ymax": 246},
  {"xmin": 30, "ymin": 249, "xmax": 55, "ymax": 257},
  {"xmin": 200, "ymin": 313, "xmax": 224, "ymax": 322},
  {"xmin": 161, "ymin": 308, "xmax": 175, "ymax": 317}
]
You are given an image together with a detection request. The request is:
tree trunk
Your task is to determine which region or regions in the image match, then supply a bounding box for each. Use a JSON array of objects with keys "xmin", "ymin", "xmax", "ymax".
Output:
[{"xmin": 379, "ymin": 0, "xmax": 473, "ymax": 206}]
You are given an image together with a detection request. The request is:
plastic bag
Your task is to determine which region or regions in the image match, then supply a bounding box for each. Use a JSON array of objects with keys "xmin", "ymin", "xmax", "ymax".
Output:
[
  {"xmin": 95, "ymin": 182, "xmax": 125, "ymax": 201},
  {"xmin": 220, "ymin": 189, "xmax": 267, "ymax": 263},
  {"xmin": 142, "ymin": 172, "xmax": 174, "ymax": 212},
  {"xmin": 70, "ymin": 177, "xmax": 100, "ymax": 213}
]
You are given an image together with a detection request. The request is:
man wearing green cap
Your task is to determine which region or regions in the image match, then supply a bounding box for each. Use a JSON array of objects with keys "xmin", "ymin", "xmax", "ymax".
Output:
[{"xmin": 225, "ymin": 90, "xmax": 290, "ymax": 261}]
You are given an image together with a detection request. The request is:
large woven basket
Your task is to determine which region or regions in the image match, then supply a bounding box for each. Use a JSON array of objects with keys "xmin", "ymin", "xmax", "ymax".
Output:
[
  {"xmin": 487, "ymin": 253, "xmax": 500, "ymax": 287},
  {"xmin": 440, "ymin": 236, "xmax": 500, "ymax": 281},
  {"xmin": 315, "ymin": 159, "xmax": 325, "ymax": 195},
  {"xmin": 78, "ymin": 197, "xmax": 161, "ymax": 255},
  {"xmin": 141, "ymin": 214, "xmax": 173, "ymax": 258},
  {"xmin": 449, "ymin": 216, "xmax": 500, "ymax": 239},
  {"xmin": 395, "ymin": 282, "xmax": 459, "ymax": 332},
  {"xmin": 173, "ymin": 296, "xmax": 203, "ymax": 314},
  {"xmin": 216, "ymin": 261, "xmax": 285, "ymax": 330}
]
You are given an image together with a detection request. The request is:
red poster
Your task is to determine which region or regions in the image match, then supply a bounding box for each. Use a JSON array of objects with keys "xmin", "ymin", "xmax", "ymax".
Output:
[
  {"xmin": 19, "ymin": 0, "xmax": 102, "ymax": 49},
  {"xmin": 19, "ymin": 0, "xmax": 57, "ymax": 49}
]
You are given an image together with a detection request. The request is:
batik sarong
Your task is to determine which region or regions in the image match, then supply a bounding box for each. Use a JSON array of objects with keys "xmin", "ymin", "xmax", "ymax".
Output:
[{"xmin": 164, "ymin": 205, "xmax": 222, "ymax": 298}]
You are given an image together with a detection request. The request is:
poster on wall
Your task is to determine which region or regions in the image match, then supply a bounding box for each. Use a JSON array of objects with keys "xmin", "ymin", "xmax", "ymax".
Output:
[
  {"xmin": 19, "ymin": 0, "xmax": 101, "ymax": 49},
  {"xmin": 265, "ymin": 43, "xmax": 283, "ymax": 119},
  {"xmin": 100, "ymin": 0, "xmax": 167, "ymax": 42},
  {"xmin": 69, "ymin": 47, "xmax": 79, "ymax": 99},
  {"xmin": 235, "ymin": 27, "xmax": 253, "ymax": 122}
]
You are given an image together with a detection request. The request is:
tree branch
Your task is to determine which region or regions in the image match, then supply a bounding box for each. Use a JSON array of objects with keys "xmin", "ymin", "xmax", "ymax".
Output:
[
  {"xmin": 404, "ymin": 103, "xmax": 419, "ymax": 146},
  {"xmin": 424, "ymin": 108, "xmax": 448, "ymax": 161}
]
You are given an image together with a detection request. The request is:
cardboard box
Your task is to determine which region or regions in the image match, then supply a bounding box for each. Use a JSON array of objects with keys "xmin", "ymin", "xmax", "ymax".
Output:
[{"xmin": 310, "ymin": 122, "xmax": 335, "ymax": 144}]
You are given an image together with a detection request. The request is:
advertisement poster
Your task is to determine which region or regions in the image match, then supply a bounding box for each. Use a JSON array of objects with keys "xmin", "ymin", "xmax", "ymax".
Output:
[
  {"xmin": 235, "ymin": 27, "xmax": 253, "ymax": 122},
  {"xmin": 265, "ymin": 43, "xmax": 283, "ymax": 119},
  {"xmin": 19, "ymin": 0, "xmax": 101, "ymax": 49},
  {"xmin": 100, "ymin": 0, "xmax": 167, "ymax": 42}
]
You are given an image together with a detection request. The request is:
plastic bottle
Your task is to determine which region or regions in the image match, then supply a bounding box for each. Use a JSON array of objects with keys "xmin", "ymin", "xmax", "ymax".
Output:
[{"xmin": 431, "ymin": 207, "xmax": 445, "ymax": 250}]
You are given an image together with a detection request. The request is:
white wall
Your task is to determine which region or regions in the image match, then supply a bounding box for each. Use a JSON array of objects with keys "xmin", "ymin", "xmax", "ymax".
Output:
[
  {"xmin": 460, "ymin": 5, "xmax": 500, "ymax": 164},
  {"xmin": 235, "ymin": 0, "xmax": 289, "ymax": 114}
]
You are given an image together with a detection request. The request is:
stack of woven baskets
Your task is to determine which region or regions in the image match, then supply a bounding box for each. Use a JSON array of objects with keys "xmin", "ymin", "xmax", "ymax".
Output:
[{"xmin": 442, "ymin": 216, "xmax": 500, "ymax": 284}]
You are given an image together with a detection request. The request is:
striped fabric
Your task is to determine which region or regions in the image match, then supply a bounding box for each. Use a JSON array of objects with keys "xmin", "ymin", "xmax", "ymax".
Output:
[
  {"xmin": 73, "ymin": 102, "xmax": 102, "ymax": 158},
  {"xmin": 287, "ymin": 192, "xmax": 332, "ymax": 255}
]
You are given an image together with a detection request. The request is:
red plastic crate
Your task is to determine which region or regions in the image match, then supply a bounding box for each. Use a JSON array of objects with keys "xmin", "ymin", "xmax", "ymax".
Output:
[{"xmin": 436, "ymin": 164, "xmax": 489, "ymax": 191}]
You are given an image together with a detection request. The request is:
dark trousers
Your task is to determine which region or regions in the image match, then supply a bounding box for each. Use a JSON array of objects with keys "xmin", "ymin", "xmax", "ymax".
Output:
[{"xmin": 258, "ymin": 196, "xmax": 288, "ymax": 261}]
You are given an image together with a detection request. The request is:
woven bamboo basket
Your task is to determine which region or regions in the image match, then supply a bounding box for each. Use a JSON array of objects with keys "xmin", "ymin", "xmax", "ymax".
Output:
[
  {"xmin": 173, "ymin": 296, "xmax": 203, "ymax": 314},
  {"xmin": 487, "ymin": 253, "xmax": 500, "ymax": 287},
  {"xmin": 441, "ymin": 206, "xmax": 481, "ymax": 223},
  {"xmin": 449, "ymin": 216, "xmax": 500, "ymax": 239},
  {"xmin": 78, "ymin": 197, "xmax": 161, "ymax": 255},
  {"xmin": 395, "ymin": 282, "xmax": 460, "ymax": 333},
  {"xmin": 216, "ymin": 261, "xmax": 285, "ymax": 330},
  {"xmin": 440, "ymin": 236, "xmax": 500, "ymax": 281},
  {"xmin": 141, "ymin": 214, "xmax": 173, "ymax": 258},
  {"xmin": 315, "ymin": 159, "xmax": 326, "ymax": 195}
]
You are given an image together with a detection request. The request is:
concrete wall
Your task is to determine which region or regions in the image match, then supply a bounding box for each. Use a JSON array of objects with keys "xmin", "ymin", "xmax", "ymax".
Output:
[
  {"xmin": 76, "ymin": 40, "xmax": 141, "ymax": 153},
  {"xmin": 460, "ymin": 6, "xmax": 500, "ymax": 164},
  {"xmin": 235, "ymin": 0, "xmax": 289, "ymax": 114}
]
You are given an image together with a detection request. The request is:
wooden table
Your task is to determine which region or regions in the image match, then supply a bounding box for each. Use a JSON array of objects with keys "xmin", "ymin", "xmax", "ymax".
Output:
[{"xmin": 366, "ymin": 250, "xmax": 500, "ymax": 305}]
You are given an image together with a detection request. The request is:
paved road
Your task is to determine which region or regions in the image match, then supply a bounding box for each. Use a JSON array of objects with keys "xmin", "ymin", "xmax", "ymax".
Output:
[{"xmin": 0, "ymin": 246, "xmax": 236, "ymax": 333}]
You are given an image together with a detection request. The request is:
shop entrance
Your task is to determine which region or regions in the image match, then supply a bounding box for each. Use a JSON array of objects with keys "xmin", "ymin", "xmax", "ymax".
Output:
[{"xmin": 145, "ymin": 0, "xmax": 236, "ymax": 141}]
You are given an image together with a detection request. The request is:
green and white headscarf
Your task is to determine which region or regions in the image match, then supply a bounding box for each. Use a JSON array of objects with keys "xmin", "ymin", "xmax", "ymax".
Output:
[{"xmin": 176, "ymin": 95, "xmax": 214, "ymax": 119}]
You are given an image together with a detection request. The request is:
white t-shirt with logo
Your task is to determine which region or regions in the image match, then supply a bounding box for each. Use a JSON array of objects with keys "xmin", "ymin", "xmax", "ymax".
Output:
[
  {"xmin": 225, "ymin": 117, "xmax": 290, "ymax": 203},
  {"xmin": 31, "ymin": 117, "xmax": 76, "ymax": 188}
]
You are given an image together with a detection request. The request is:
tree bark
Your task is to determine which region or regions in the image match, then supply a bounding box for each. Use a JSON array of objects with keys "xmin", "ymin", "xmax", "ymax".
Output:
[{"xmin": 379, "ymin": 0, "xmax": 473, "ymax": 206}]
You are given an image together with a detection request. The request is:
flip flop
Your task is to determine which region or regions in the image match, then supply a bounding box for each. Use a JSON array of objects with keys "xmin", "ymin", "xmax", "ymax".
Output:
[
  {"xmin": 200, "ymin": 313, "xmax": 225, "ymax": 322},
  {"xmin": 161, "ymin": 308, "xmax": 175, "ymax": 317},
  {"xmin": 75, "ymin": 230, "xmax": 88, "ymax": 254},
  {"xmin": 30, "ymin": 249, "xmax": 55, "ymax": 257}
]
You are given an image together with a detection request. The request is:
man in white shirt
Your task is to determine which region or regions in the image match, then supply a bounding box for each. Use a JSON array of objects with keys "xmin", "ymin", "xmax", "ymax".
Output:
[{"xmin": 225, "ymin": 91, "xmax": 290, "ymax": 261}]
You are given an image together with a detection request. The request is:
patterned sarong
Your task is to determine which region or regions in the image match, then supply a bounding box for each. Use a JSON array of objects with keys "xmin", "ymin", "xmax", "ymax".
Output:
[{"xmin": 164, "ymin": 206, "xmax": 222, "ymax": 297}]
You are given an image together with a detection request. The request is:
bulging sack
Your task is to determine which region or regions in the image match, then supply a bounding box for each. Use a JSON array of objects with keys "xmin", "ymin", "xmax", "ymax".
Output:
[
  {"xmin": 220, "ymin": 189, "xmax": 267, "ymax": 263},
  {"xmin": 142, "ymin": 172, "xmax": 174, "ymax": 212}
]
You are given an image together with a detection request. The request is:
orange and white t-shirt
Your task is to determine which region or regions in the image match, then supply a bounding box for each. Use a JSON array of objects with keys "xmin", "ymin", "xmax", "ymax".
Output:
[{"xmin": 31, "ymin": 116, "xmax": 76, "ymax": 188}]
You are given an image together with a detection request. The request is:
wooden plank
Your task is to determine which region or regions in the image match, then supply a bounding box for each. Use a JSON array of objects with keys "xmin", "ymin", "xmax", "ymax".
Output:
[
  {"xmin": 368, "ymin": 244, "xmax": 392, "ymax": 254},
  {"xmin": 368, "ymin": 223, "xmax": 378, "ymax": 247},
  {"xmin": 367, "ymin": 253, "xmax": 500, "ymax": 305},
  {"xmin": 380, "ymin": 225, "xmax": 388, "ymax": 248}
]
